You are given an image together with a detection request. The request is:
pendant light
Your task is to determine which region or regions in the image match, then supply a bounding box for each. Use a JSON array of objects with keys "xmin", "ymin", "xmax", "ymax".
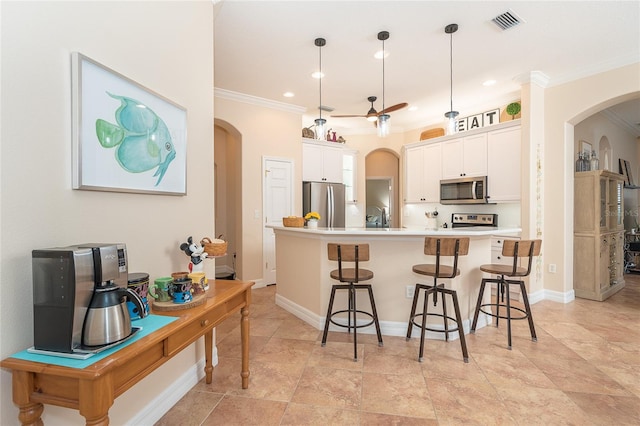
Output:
[
  {"xmin": 314, "ymin": 37, "xmax": 327, "ymax": 140},
  {"xmin": 377, "ymin": 31, "xmax": 390, "ymax": 137},
  {"xmin": 444, "ymin": 23, "xmax": 459, "ymax": 135}
]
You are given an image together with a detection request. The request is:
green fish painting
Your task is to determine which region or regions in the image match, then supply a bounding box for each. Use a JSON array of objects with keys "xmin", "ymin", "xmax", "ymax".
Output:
[{"xmin": 95, "ymin": 93, "xmax": 176, "ymax": 186}]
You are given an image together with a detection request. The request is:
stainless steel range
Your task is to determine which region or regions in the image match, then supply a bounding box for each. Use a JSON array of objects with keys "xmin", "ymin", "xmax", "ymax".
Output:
[{"xmin": 451, "ymin": 213, "xmax": 498, "ymax": 228}]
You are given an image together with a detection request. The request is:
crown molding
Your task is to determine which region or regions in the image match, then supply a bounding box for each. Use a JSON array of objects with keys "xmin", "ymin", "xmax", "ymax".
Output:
[
  {"xmin": 214, "ymin": 88, "xmax": 306, "ymax": 114},
  {"xmin": 513, "ymin": 71, "xmax": 550, "ymax": 87},
  {"xmin": 600, "ymin": 108, "xmax": 640, "ymax": 138}
]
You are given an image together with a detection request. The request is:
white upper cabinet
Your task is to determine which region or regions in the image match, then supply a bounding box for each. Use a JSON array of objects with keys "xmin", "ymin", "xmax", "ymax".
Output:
[
  {"xmin": 343, "ymin": 150, "xmax": 358, "ymax": 203},
  {"xmin": 404, "ymin": 143, "xmax": 441, "ymax": 203},
  {"xmin": 302, "ymin": 140, "xmax": 343, "ymax": 183},
  {"xmin": 441, "ymin": 133, "xmax": 487, "ymax": 179},
  {"xmin": 487, "ymin": 126, "xmax": 521, "ymax": 202}
]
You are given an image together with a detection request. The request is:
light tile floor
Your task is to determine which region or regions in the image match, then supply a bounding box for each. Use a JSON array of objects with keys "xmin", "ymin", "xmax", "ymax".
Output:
[{"xmin": 156, "ymin": 276, "xmax": 640, "ymax": 425}]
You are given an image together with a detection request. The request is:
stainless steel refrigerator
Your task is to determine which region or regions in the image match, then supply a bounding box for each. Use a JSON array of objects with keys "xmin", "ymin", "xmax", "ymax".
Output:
[{"xmin": 302, "ymin": 181, "xmax": 345, "ymax": 228}]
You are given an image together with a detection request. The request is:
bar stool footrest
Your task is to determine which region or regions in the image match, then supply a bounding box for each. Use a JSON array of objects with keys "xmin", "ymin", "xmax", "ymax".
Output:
[
  {"xmin": 478, "ymin": 304, "xmax": 530, "ymax": 321},
  {"xmin": 409, "ymin": 313, "xmax": 462, "ymax": 334},
  {"xmin": 329, "ymin": 309, "xmax": 377, "ymax": 330}
]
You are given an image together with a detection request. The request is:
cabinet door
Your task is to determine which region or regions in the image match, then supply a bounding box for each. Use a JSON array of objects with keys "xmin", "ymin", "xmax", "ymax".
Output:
[
  {"xmin": 441, "ymin": 139, "xmax": 464, "ymax": 179},
  {"xmin": 599, "ymin": 234, "xmax": 609, "ymax": 290},
  {"xmin": 487, "ymin": 126, "xmax": 521, "ymax": 202},
  {"xmin": 462, "ymin": 133, "xmax": 488, "ymax": 177},
  {"xmin": 302, "ymin": 143, "xmax": 324, "ymax": 182},
  {"xmin": 343, "ymin": 151, "xmax": 357, "ymax": 203},
  {"xmin": 404, "ymin": 145, "xmax": 426, "ymax": 202},
  {"xmin": 609, "ymin": 179, "xmax": 624, "ymax": 230},
  {"xmin": 322, "ymin": 145, "xmax": 344, "ymax": 183},
  {"xmin": 423, "ymin": 143, "xmax": 442, "ymax": 202}
]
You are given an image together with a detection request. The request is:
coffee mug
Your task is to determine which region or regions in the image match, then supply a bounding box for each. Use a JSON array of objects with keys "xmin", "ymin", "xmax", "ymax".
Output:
[
  {"xmin": 171, "ymin": 290, "xmax": 192, "ymax": 304},
  {"xmin": 127, "ymin": 297, "xmax": 149, "ymax": 320},
  {"xmin": 188, "ymin": 272, "xmax": 207, "ymax": 295},
  {"xmin": 150, "ymin": 277, "xmax": 173, "ymax": 302},
  {"xmin": 169, "ymin": 278, "xmax": 192, "ymax": 304}
]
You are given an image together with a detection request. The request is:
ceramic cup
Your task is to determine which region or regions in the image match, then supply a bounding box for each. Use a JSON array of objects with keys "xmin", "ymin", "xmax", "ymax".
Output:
[
  {"xmin": 150, "ymin": 277, "xmax": 173, "ymax": 302},
  {"xmin": 170, "ymin": 278, "xmax": 192, "ymax": 304},
  {"xmin": 127, "ymin": 273, "xmax": 150, "ymax": 320},
  {"xmin": 188, "ymin": 272, "xmax": 207, "ymax": 295}
]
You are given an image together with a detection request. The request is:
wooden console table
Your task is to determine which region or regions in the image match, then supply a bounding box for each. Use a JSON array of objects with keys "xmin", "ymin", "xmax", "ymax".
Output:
[{"xmin": 1, "ymin": 279, "xmax": 253, "ymax": 425}]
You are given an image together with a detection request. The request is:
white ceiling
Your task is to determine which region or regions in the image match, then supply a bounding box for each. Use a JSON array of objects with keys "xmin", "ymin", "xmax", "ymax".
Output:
[{"xmin": 213, "ymin": 1, "xmax": 640, "ymax": 135}]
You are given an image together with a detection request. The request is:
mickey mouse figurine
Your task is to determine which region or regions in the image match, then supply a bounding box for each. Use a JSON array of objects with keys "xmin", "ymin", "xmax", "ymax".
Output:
[{"xmin": 179, "ymin": 236, "xmax": 208, "ymax": 273}]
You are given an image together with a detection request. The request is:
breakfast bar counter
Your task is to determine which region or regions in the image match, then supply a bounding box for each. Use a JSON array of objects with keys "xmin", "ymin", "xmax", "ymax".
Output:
[{"xmin": 271, "ymin": 226, "xmax": 521, "ymax": 337}]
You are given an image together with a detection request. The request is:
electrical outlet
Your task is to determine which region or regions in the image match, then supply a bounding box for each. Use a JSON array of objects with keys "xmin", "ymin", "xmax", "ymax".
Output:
[
  {"xmin": 405, "ymin": 285, "xmax": 415, "ymax": 299},
  {"xmin": 548, "ymin": 264, "xmax": 557, "ymax": 273}
]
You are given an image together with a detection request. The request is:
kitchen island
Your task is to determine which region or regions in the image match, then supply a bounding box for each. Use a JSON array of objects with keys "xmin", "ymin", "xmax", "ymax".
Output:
[{"xmin": 271, "ymin": 226, "xmax": 521, "ymax": 339}]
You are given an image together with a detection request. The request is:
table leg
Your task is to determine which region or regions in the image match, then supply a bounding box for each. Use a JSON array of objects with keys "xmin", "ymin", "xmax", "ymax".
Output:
[
  {"xmin": 205, "ymin": 329, "xmax": 213, "ymax": 384},
  {"xmin": 12, "ymin": 370, "xmax": 44, "ymax": 426},
  {"xmin": 78, "ymin": 375, "xmax": 113, "ymax": 426},
  {"xmin": 241, "ymin": 305, "xmax": 250, "ymax": 389}
]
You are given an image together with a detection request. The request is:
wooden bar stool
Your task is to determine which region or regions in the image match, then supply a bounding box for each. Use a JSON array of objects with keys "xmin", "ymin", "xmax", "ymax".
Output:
[
  {"xmin": 471, "ymin": 239, "xmax": 542, "ymax": 349},
  {"xmin": 406, "ymin": 237, "xmax": 470, "ymax": 363},
  {"xmin": 322, "ymin": 243, "xmax": 383, "ymax": 361}
]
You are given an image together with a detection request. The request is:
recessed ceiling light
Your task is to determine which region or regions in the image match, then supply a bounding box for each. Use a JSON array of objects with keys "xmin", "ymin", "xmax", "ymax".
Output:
[
  {"xmin": 374, "ymin": 50, "xmax": 389, "ymax": 60},
  {"xmin": 283, "ymin": 92, "xmax": 294, "ymax": 98},
  {"xmin": 408, "ymin": 106, "xmax": 418, "ymax": 111},
  {"xmin": 312, "ymin": 71, "xmax": 324, "ymax": 79},
  {"xmin": 483, "ymin": 79, "xmax": 497, "ymax": 86}
]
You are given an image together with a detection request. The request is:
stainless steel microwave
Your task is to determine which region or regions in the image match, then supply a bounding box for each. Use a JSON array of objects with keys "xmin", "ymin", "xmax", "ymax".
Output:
[{"xmin": 440, "ymin": 176, "xmax": 488, "ymax": 204}]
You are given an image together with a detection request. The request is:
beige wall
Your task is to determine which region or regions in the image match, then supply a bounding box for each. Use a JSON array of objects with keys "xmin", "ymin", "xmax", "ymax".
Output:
[
  {"xmin": 543, "ymin": 63, "xmax": 640, "ymax": 294},
  {"xmin": 0, "ymin": 1, "xmax": 214, "ymax": 424},
  {"xmin": 214, "ymin": 96, "xmax": 302, "ymax": 282}
]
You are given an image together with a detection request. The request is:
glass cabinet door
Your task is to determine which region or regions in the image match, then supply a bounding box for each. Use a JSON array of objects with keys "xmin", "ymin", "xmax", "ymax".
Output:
[{"xmin": 613, "ymin": 180, "xmax": 623, "ymax": 229}]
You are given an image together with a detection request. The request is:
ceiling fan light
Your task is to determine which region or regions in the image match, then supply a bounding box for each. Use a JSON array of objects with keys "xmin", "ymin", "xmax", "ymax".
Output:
[
  {"xmin": 367, "ymin": 114, "xmax": 378, "ymax": 122},
  {"xmin": 378, "ymin": 114, "xmax": 390, "ymax": 137}
]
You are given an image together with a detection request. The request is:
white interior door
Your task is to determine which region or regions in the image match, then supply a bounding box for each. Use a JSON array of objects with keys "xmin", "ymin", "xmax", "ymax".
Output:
[{"xmin": 263, "ymin": 157, "xmax": 294, "ymax": 285}]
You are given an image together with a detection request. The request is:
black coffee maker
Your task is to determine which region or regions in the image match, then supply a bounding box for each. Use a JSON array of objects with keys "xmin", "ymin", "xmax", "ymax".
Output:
[{"xmin": 32, "ymin": 243, "xmax": 146, "ymax": 356}]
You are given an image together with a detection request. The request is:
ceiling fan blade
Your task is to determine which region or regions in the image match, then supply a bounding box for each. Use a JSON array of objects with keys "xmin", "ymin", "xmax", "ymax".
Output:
[
  {"xmin": 330, "ymin": 114, "xmax": 369, "ymax": 118},
  {"xmin": 380, "ymin": 102, "xmax": 409, "ymax": 114}
]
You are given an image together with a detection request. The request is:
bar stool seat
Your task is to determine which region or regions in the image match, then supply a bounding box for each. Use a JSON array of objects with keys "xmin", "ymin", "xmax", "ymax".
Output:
[
  {"xmin": 471, "ymin": 239, "xmax": 542, "ymax": 349},
  {"xmin": 406, "ymin": 237, "xmax": 470, "ymax": 363},
  {"xmin": 322, "ymin": 243, "xmax": 383, "ymax": 361},
  {"xmin": 330, "ymin": 268, "xmax": 374, "ymax": 282}
]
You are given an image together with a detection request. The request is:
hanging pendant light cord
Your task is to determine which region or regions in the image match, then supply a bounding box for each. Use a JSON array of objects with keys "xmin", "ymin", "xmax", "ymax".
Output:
[
  {"xmin": 319, "ymin": 42, "xmax": 322, "ymax": 121},
  {"xmin": 449, "ymin": 30, "xmax": 453, "ymax": 113},
  {"xmin": 382, "ymin": 37, "xmax": 385, "ymax": 111}
]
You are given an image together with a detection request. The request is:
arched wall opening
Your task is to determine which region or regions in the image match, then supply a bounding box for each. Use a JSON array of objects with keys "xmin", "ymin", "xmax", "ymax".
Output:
[{"xmin": 214, "ymin": 119, "xmax": 242, "ymax": 279}]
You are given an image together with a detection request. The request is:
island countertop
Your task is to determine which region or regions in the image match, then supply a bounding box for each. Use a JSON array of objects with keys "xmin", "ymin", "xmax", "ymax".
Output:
[
  {"xmin": 271, "ymin": 225, "xmax": 521, "ymax": 338},
  {"xmin": 269, "ymin": 225, "xmax": 521, "ymax": 237}
]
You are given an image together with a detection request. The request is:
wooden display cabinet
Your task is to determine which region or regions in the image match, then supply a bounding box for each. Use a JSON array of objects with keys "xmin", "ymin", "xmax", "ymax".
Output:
[{"xmin": 574, "ymin": 170, "xmax": 625, "ymax": 300}]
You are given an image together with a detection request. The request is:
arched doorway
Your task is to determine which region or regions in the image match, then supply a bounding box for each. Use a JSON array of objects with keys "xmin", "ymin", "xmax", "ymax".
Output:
[
  {"xmin": 214, "ymin": 119, "xmax": 242, "ymax": 279},
  {"xmin": 365, "ymin": 149, "xmax": 400, "ymax": 228}
]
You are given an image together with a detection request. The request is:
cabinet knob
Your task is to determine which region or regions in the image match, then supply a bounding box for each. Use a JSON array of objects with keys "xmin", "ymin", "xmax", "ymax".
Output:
[
  {"xmin": 201, "ymin": 319, "xmax": 210, "ymax": 327},
  {"xmin": 497, "ymin": 256, "xmax": 502, "ymax": 260}
]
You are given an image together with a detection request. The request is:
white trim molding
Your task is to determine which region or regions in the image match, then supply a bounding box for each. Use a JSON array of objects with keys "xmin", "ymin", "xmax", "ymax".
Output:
[{"xmin": 214, "ymin": 88, "xmax": 306, "ymax": 114}]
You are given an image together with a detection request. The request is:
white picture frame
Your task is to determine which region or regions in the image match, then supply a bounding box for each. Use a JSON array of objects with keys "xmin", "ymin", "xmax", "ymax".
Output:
[
  {"xmin": 579, "ymin": 140, "xmax": 592, "ymax": 156},
  {"xmin": 71, "ymin": 53, "xmax": 187, "ymax": 195}
]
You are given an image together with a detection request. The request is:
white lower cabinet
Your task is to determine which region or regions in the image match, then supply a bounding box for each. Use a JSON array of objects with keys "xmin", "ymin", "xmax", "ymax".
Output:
[{"xmin": 490, "ymin": 236, "xmax": 522, "ymax": 301}]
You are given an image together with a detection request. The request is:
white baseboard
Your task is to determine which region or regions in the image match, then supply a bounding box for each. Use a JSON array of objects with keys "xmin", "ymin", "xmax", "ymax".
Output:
[
  {"xmin": 532, "ymin": 288, "xmax": 574, "ymax": 303},
  {"xmin": 126, "ymin": 347, "xmax": 218, "ymax": 425}
]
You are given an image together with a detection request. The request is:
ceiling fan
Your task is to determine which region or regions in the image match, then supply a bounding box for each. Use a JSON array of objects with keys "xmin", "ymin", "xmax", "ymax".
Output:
[{"xmin": 331, "ymin": 96, "xmax": 408, "ymax": 124}]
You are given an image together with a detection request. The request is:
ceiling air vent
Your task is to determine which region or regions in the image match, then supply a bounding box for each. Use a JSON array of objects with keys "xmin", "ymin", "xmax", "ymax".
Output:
[{"xmin": 492, "ymin": 10, "xmax": 524, "ymax": 31}]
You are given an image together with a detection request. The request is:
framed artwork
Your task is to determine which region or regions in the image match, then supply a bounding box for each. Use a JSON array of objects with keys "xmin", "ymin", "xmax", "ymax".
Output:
[
  {"xmin": 579, "ymin": 140, "xmax": 592, "ymax": 156},
  {"xmin": 72, "ymin": 53, "xmax": 187, "ymax": 195},
  {"xmin": 619, "ymin": 159, "xmax": 633, "ymax": 186}
]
